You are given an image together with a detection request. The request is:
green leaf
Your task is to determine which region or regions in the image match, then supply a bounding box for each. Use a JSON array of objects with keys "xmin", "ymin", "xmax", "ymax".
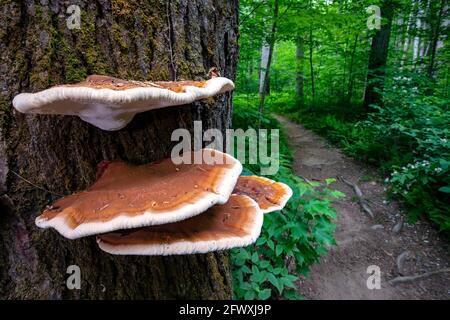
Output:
[
  {"xmin": 273, "ymin": 267, "xmax": 284, "ymax": 275},
  {"xmin": 438, "ymin": 186, "xmax": 450, "ymax": 193},
  {"xmin": 240, "ymin": 282, "xmax": 252, "ymax": 290},
  {"xmin": 258, "ymin": 288, "xmax": 272, "ymax": 300},
  {"xmin": 255, "ymin": 237, "xmax": 266, "ymax": 246},
  {"xmin": 291, "ymin": 223, "xmax": 308, "ymax": 240},
  {"xmin": 275, "ymin": 245, "xmax": 283, "ymax": 256},
  {"xmin": 330, "ymin": 190, "xmax": 345, "ymax": 198},
  {"xmin": 241, "ymin": 265, "xmax": 251, "ymax": 274},
  {"xmin": 259, "ymin": 260, "xmax": 271, "ymax": 269},
  {"xmin": 267, "ymin": 273, "xmax": 283, "ymax": 295},
  {"xmin": 281, "ymin": 276, "xmax": 297, "ymax": 289},
  {"xmin": 244, "ymin": 290, "xmax": 256, "ymax": 300}
]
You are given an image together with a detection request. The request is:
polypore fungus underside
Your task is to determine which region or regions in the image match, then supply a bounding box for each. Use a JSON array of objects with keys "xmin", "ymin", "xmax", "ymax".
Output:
[
  {"xmin": 233, "ymin": 175, "xmax": 293, "ymax": 213},
  {"xmin": 12, "ymin": 74, "xmax": 235, "ymax": 131},
  {"xmin": 96, "ymin": 194, "xmax": 263, "ymax": 255},
  {"xmin": 35, "ymin": 149, "xmax": 242, "ymax": 239}
]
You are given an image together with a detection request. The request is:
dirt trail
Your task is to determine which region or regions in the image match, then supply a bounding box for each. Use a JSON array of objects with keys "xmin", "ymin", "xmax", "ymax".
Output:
[{"xmin": 275, "ymin": 115, "xmax": 450, "ymax": 300}]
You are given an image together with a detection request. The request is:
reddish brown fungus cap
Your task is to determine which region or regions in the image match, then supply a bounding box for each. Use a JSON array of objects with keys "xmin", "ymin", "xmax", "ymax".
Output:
[
  {"xmin": 12, "ymin": 75, "xmax": 235, "ymax": 131},
  {"xmin": 67, "ymin": 75, "xmax": 208, "ymax": 93},
  {"xmin": 96, "ymin": 194, "xmax": 263, "ymax": 255},
  {"xmin": 35, "ymin": 149, "xmax": 242, "ymax": 239},
  {"xmin": 233, "ymin": 175, "xmax": 293, "ymax": 213}
]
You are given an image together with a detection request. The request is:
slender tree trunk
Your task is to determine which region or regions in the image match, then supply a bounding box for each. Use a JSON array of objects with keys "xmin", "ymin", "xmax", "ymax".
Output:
[
  {"xmin": 248, "ymin": 51, "xmax": 254, "ymax": 92},
  {"xmin": 363, "ymin": 0, "xmax": 395, "ymax": 110},
  {"xmin": 427, "ymin": 0, "xmax": 445, "ymax": 79},
  {"xmin": 259, "ymin": 44, "xmax": 270, "ymax": 95},
  {"xmin": 401, "ymin": 0, "xmax": 418, "ymax": 69},
  {"xmin": 258, "ymin": 0, "xmax": 279, "ymax": 122},
  {"xmin": 347, "ymin": 33, "xmax": 359, "ymax": 104},
  {"xmin": 412, "ymin": 3, "xmax": 422, "ymax": 69},
  {"xmin": 415, "ymin": 0, "xmax": 432, "ymax": 71},
  {"xmin": 0, "ymin": 0, "xmax": 239, "ymax": 299},
  {"xmin": 342, "ymin": 38, "xmax": 349, "ymax": 101},
  {"xmin": 309, "ymin": 26, "xmax": 315, "ymax": 110},
  {"xmin": 295, "ymin": 35, "xmax": 304, "ymax": 106}
]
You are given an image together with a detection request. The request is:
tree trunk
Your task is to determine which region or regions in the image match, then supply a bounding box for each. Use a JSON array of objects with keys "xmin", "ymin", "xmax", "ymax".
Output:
[
  {"xmin": 427, "ymin": 0, "xmax": 445, "ymax": 79},
  {"xmin": 259, "ymin": 44, "xmax": 271, "ymax": 97},
  {"xmin": 0, "ymin": 0, "xmax": 238, "ymax": 299},
  {"xmin": 308, "ymin": 26, "xmax": 315, "ymax": 110},
  {"xmin": 295, "ymin": 35, "xmax": 304, "ymax": 105},
  {"xmin": 347, "ymin": 33, "xmax": 359, "ymax": 104},
  {"xmin": 401, "ymin": 0, "xmax": 418, "ymax": 69},
  {"xmin": 415, "ymin": 0, "xmax": 431, "ymax": 71},
  {"xmin": 342, "ymin": 38, "xmax": 349, "ymax": 101},
  {"xmin": 363, "ymin": 0, "xmax": 395, "ymax": 110},
  {"xmin": 258, "ymin": 0, "xmax": 279, "ymax": 123}
]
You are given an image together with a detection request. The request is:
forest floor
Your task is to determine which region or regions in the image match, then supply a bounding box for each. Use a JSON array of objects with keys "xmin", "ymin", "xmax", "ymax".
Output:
[{"xmin": 275, "ymin": 115, "xmax": 450, "ymax": 300}]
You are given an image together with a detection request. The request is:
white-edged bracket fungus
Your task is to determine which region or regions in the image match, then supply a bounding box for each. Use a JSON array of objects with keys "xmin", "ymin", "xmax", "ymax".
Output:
[
  {"xmin": 35, "ymin": 149, "xmax": 242, "ymax": 239},
  {"xmin": 12, "ymin": 75, "xmax": 235, "ymax": 131},
  {"xmin": 233, "ymin": 175, "xmax": 293, "ymax": 213},
  {"xmin": 96, "ymin": 194, "xmax": 263, "ymax": 255}
]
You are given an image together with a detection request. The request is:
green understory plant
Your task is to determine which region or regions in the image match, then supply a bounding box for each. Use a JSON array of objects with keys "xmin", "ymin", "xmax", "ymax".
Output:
[{"xmin": 230, "ymin": 101, "xmax": 343, "ymax": 300}]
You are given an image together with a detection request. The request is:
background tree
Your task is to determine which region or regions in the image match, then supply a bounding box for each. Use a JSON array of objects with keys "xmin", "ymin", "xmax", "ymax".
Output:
[
  {"xmin": 259, "ymin": 0, "xmax": 280, "ymax": 121},
  {"xmin": 426, "ymin": 0, "xmax": 445, "ymax": 79},
  {"xmin": 295, "ymin": 35, "xmax": 305, "ymax": 105},
  {"xmin": 0, "ymin": 0, "xmax": 238, "ymax": 299},
  {"xmin": 363, "ymin": 0, "xmax": 396, "ymax": 110}
]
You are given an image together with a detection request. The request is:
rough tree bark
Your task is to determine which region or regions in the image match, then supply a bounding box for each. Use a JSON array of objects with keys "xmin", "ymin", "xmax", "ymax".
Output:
[{"xmin": 0, "ymin": 0, "xmax": 239, "ymax": 299}]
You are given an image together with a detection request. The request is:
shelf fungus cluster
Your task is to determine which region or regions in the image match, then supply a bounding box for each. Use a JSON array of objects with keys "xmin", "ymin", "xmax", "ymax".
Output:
[
  {"xmin": 12, "ymin": 74, "xmax": 235, "ymax": 131},
  {"xmin": 35, "ymin": 148, "xmax": 293, "ymax": 256},
  {"xmin": 15, "ymin": 74, "xmax": 293, "ymax": 255}
]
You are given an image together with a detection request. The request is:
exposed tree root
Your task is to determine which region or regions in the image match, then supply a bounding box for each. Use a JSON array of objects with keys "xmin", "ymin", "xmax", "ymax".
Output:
[
  {"xmin": 396, "ymin": 250, "xmax": 411, "ymax": 276},
  {"xmin": 338, "ymin": 175, "xmax": 374, "ymax": 218},
  {"xmin": 392, "ymin": 217, "xmax": 404, "ymax": 234},
  {"xmin": 389, "ymin": 268, "xmax": 450, "ymax": 285}
]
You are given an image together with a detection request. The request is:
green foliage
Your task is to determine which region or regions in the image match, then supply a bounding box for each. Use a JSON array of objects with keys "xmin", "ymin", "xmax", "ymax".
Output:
[
  {"xmin": 235, "ymin": 0, "xmax": 449, "ymax": 300},
  {"xmin": 277, "ymin": 72, "xmax": 450, "ymax": 232},
  {"xmin": 373, "ymin": 74, "xmax": 450, "ymax": 230},
  {"xmin": 230, "ymin": 100, "xmax": 343, "ymax": 300}
]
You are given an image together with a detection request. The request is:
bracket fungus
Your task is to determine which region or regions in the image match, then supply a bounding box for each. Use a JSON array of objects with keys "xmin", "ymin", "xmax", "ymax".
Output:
[
  {"xmin": 96, "ymin": 194, "xmax": 263, "ymax": 255},
  {"xmin": 35, "ymin": 149, "xmax": 242, "ymax": 239},
  {"xmin": 12, "ymin": 75, "xmax": 235, "ymax": 131},
  {"xmin": 233, "ymin": 175, "xmax": 293, "ymax": 213}
]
